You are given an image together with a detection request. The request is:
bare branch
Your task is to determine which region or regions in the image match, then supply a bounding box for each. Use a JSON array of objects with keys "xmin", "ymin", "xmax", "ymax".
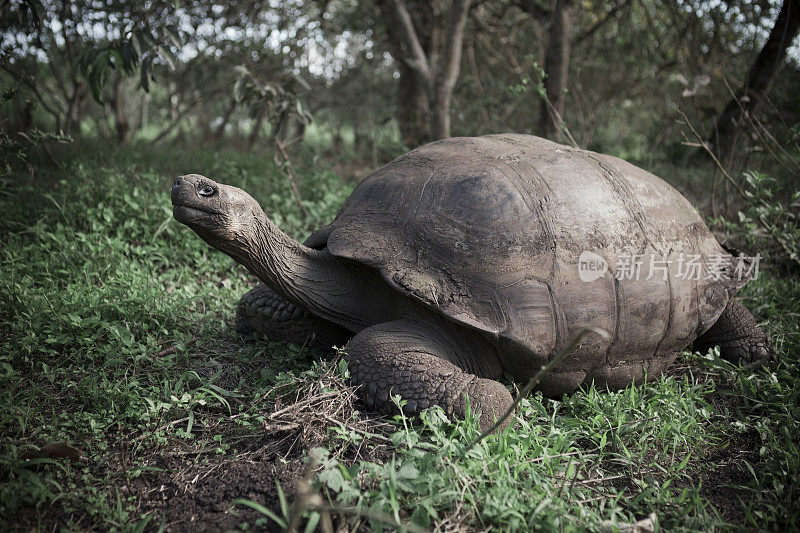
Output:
[
  {"xmin": 679, "ymin": 109, "xmax": 800, "ymax": 267},
  {"xmin": 149, "ymin": 98, "xmax": 202, "ymax": 144},
  {"xmin": 273, "ymin": 138, "xmax": 309, "ymax": 220},
  {"xmin": 389, "ymin": 0, "xmax": 433, "ymax": 83},
  {"xmin": 0, "ymin": 63, "xmax": 62, "ymax": 123},
  {"xmin": 575, "ymin": 0, "xmax": 633, "ymax": 45},
  {"xmin": 439, "ymin": 0, "xmax": 473, "ymax": 93}
]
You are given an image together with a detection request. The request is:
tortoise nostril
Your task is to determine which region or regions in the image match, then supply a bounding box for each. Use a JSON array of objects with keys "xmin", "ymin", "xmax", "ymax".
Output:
[{"xmin": 172, "ymin": 178, "xmax": 182, "ymax": 189}]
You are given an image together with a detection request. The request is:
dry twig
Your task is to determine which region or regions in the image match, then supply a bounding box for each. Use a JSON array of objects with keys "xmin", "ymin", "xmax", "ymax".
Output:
[
  {"xmin": 273, "ymin": 138, "xmax": 308, "ymax": 219},
  {"xmin": 465, "ymin": 327, "xmax": 610, "ymax": 452}
]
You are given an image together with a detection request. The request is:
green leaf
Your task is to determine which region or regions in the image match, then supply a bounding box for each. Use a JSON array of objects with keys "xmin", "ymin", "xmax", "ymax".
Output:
[
  {"xmin": 233, "ymin": 76, "xmax": 248, "ymax": 102},
  {"xmin": 132, "ymin": 31, "xmax": 147, "ymax": 56},
  {"xmin": 397, "ymin": 463, "xmax": 419, "ymax": 480},
  {"xmin": 158, "ymin": 45, "xmax": 178, "ymax": 70},
  {"xmin": 276, "ymin": 480, "xmax": 289, "ymax": 519},
  {"xmin": 121, "ymin": 41, "xmax": 135, "ymax": 73},
  {"xmin": 410, "ymin": 506, "xmax": 431, "ymax": 528},
  {"xmin": 108, "ymin": 48, "xmax": 125, "ymax": 71},
  {"xmin": 140, "ymin": 56, "xmax": 151, "ymax": 93},
  {"xmin": 152, "ymin": 215, "xmax": 172, "ymax": 241},
  {"xmin": 304, "ymin": 512, "xmax": 320, "ymax": 533},
  {"xmin": 70, "ymin": 50, "xmax": 86, "ymax": 80},
  {"xmin": 233, "ymin": 499, "xmax": 287, "ymax": 528},
  {"xmin": 141, "ymin": 28, "xmax": 158, "ymax": 48},
  {"xmin": 164, "ymin": 25, "xmax": 182, "ymax": 48},
  {"xmin": 292, "ymin": 73, "xmax": 311, "ymax": 91},
  {"xmin": 319, "ymin": 467, "xmax": 344, "ymax": 492},
  {"xmin": 87, "ymin": 51, "xmax": 111, "ymax": 104}
]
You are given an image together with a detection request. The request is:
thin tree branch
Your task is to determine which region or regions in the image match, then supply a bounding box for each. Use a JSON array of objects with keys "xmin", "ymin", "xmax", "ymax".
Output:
[
  {"xmin": 273, "ymin": 138, "xmax": 309, "ymax": 220},
  {"xmin": 438, "ymin": 0, "xmax": 472, "ymax": 93},
  {"xmin": 679, "ymin": 109, "xmax": 800, "ymax": 267},
  {"xmin": 0, "ymin": 64, "xmax": 62, "ymax": 124},
  {"xmin": 149, "ymin": 99, "xmax": 202, "ymax": 144},
  {"xmin": 389, "ymin": 0, "xmax": 434, "ymax": 83},
  {"xmin": 575, "ymin": 0, "xmax": 632, "ymax": 44}
]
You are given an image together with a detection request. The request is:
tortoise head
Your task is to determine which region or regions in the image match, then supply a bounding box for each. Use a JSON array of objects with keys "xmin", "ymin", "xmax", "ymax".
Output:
[{"xmin": 171, "ymin": 174, "xmax": 267, "ymax": 252}]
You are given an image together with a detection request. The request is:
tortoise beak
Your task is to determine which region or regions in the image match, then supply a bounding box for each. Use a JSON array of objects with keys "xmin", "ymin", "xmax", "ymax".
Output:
[
  {"xmin": 171, "ymin": 175, "xmax": 198, "ymax": 207},
  {"xmin": 171, "ymin": 175, "xmax": 219, "ymax": 226}
]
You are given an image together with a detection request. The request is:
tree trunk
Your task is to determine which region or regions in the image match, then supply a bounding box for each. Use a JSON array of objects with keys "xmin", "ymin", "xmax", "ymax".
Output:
[
  {"xmin": 62, "ymin": 86, "xmax": 86, "ymax": 135},
  {"xmin": 396, "ymin": 60, "xmax": 431, "ymax": 147},
  {"xmin": 113, "ymin": 78, "xmax": 130, "ymax": 144},
  {"xmin": 247, "ymin": 106, "xmax": 267, "ymax": 150},
  {"xmin": 198, "ymin": 107, "xmax": 214, "ymax": 142},
  {"xmin": 539, "ymin": 0, "xmax": 575, "ymax": 138},
  {"xmin": 268, "ymin": 110, "xmax": 289, "ymax": 145},
  {"xmin": 135, "ymin": 92, "xmax": 149, "ymax": 132},
  {"xmin": 430, "ymin": 0, "xmax": 471, "ymax": 140},
  {"xmin": 149, "ymin": 99, "xmax": 202, "ymax": 145},
  {"xmin": 379, "ymin": 0, "xmax": 471, "ymax": 145},
  {"xmin": 709, "ymin": 0, "xmax": 800, "ymax": 163},
  {"xmin": 291, "ymin": 118, "xmax": 306, "ymax": 145},
  {"xmin": 213, "ymin": 97, "xmax": 236, "ymax": 141},
  {"xmin": 379, "ymin": 0, "xmax": 433, "ymax": 147}
]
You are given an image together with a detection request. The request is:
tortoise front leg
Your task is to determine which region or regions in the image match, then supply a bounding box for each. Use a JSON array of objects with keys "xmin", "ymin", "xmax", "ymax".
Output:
[
  {"xmin": 344, "ymin": 319, "xmax": 512, "ymax": 431},
  {"xmin": 236, "ymin": 285, "xmax": 352, "ymax": 349},
  {"xmin": 693, "ymin": 298, "xmax": 774, "ymax": 364}
]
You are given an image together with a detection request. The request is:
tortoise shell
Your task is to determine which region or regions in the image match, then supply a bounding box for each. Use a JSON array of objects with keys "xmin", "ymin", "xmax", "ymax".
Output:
[{"xmin": 316, "ymin": 134, "xmax": 745, "ymax": 393}]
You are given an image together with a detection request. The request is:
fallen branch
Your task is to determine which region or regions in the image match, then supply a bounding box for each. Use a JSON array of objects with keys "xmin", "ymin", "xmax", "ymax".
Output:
[{"xmin": 152, "ymin": 337, "xmax": 198, "ymax": 357}]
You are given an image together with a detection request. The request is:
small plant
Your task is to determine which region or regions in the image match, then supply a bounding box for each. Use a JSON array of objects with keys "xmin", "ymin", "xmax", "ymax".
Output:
[
  {"xmin": 741, "ymin": 170, "xmax": 799, "ymax": 264},
  {"xmin": 0, "ymin": 86, "xmax": 72, "ymax": 176},
  {"xmin": 709, "ymin": 170, "xmax": 800, "ymax": 271},
  {"xmin": 679, "ymin": 109, "xmax": 800, "ymax": 270}
]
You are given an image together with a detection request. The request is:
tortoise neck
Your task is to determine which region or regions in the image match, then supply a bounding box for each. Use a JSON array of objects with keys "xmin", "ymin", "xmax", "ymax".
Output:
[{"xmin": 235, "ymin": 215, "xmax": 381, "ymax": 332}]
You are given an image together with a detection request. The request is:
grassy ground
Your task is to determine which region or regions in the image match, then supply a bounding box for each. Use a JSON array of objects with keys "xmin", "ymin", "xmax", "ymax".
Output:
[{"xmin": 1, "ymin": 143, "xmax": 798, "ymax": 532}]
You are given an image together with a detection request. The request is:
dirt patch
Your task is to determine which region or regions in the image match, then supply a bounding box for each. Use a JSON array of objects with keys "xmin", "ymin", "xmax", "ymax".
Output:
[
  {"xmin": 128, "ymin": 365, "xmax": 397, "ymax": 531},
  {"xmin": 134, "ymin": 448, "xmax": 302, "ymax": 532},
  {"xmin": 7, "ymin": 358, "xmax": 767, "ymax": 530},
  {"xmin": 697, "ymin": 433, "xmax": 760, "ymax": 524},
  {"xmin": 5, "ymin": 357, "xmax": 395, "ymax": 532},
  {"xmin": 8, "ymin": 421, "xmax": 393, "ymax": 532}
]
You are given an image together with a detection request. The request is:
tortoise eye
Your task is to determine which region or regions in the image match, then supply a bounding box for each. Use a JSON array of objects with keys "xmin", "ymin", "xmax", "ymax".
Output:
[{"xmin": 198, "ymin": 185, "xmax": 216, "ymax": 197}]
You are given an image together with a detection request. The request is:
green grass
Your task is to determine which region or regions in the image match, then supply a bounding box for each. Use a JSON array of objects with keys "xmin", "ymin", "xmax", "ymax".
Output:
[{"xmin": 1, "ymin": 143, "xmax": 798, "ymax": 531}]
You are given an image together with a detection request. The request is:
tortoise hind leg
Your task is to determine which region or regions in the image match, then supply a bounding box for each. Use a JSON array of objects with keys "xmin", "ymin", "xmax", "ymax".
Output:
[
  {"xmin": 693, "ymin": 298, "xmax": 774, "ymax": 365},
  {"xmin": 344, "ymin": 319, "xmax": 512, "ymax": 431},
  {"xmin": 237, "ymin": 285, "xmax": 352, "ymax": 349}
]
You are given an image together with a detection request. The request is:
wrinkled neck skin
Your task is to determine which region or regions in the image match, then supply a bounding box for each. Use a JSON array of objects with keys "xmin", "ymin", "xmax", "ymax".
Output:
[{"xmin": 223, "ymin": 212, "xmax": 395, "ymax": 333}]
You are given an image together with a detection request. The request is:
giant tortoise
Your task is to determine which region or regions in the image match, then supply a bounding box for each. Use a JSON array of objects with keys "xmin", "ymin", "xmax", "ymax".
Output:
[{"xmin": 171, "ymin": 134, "xmax": 773, "ymax": 430}]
